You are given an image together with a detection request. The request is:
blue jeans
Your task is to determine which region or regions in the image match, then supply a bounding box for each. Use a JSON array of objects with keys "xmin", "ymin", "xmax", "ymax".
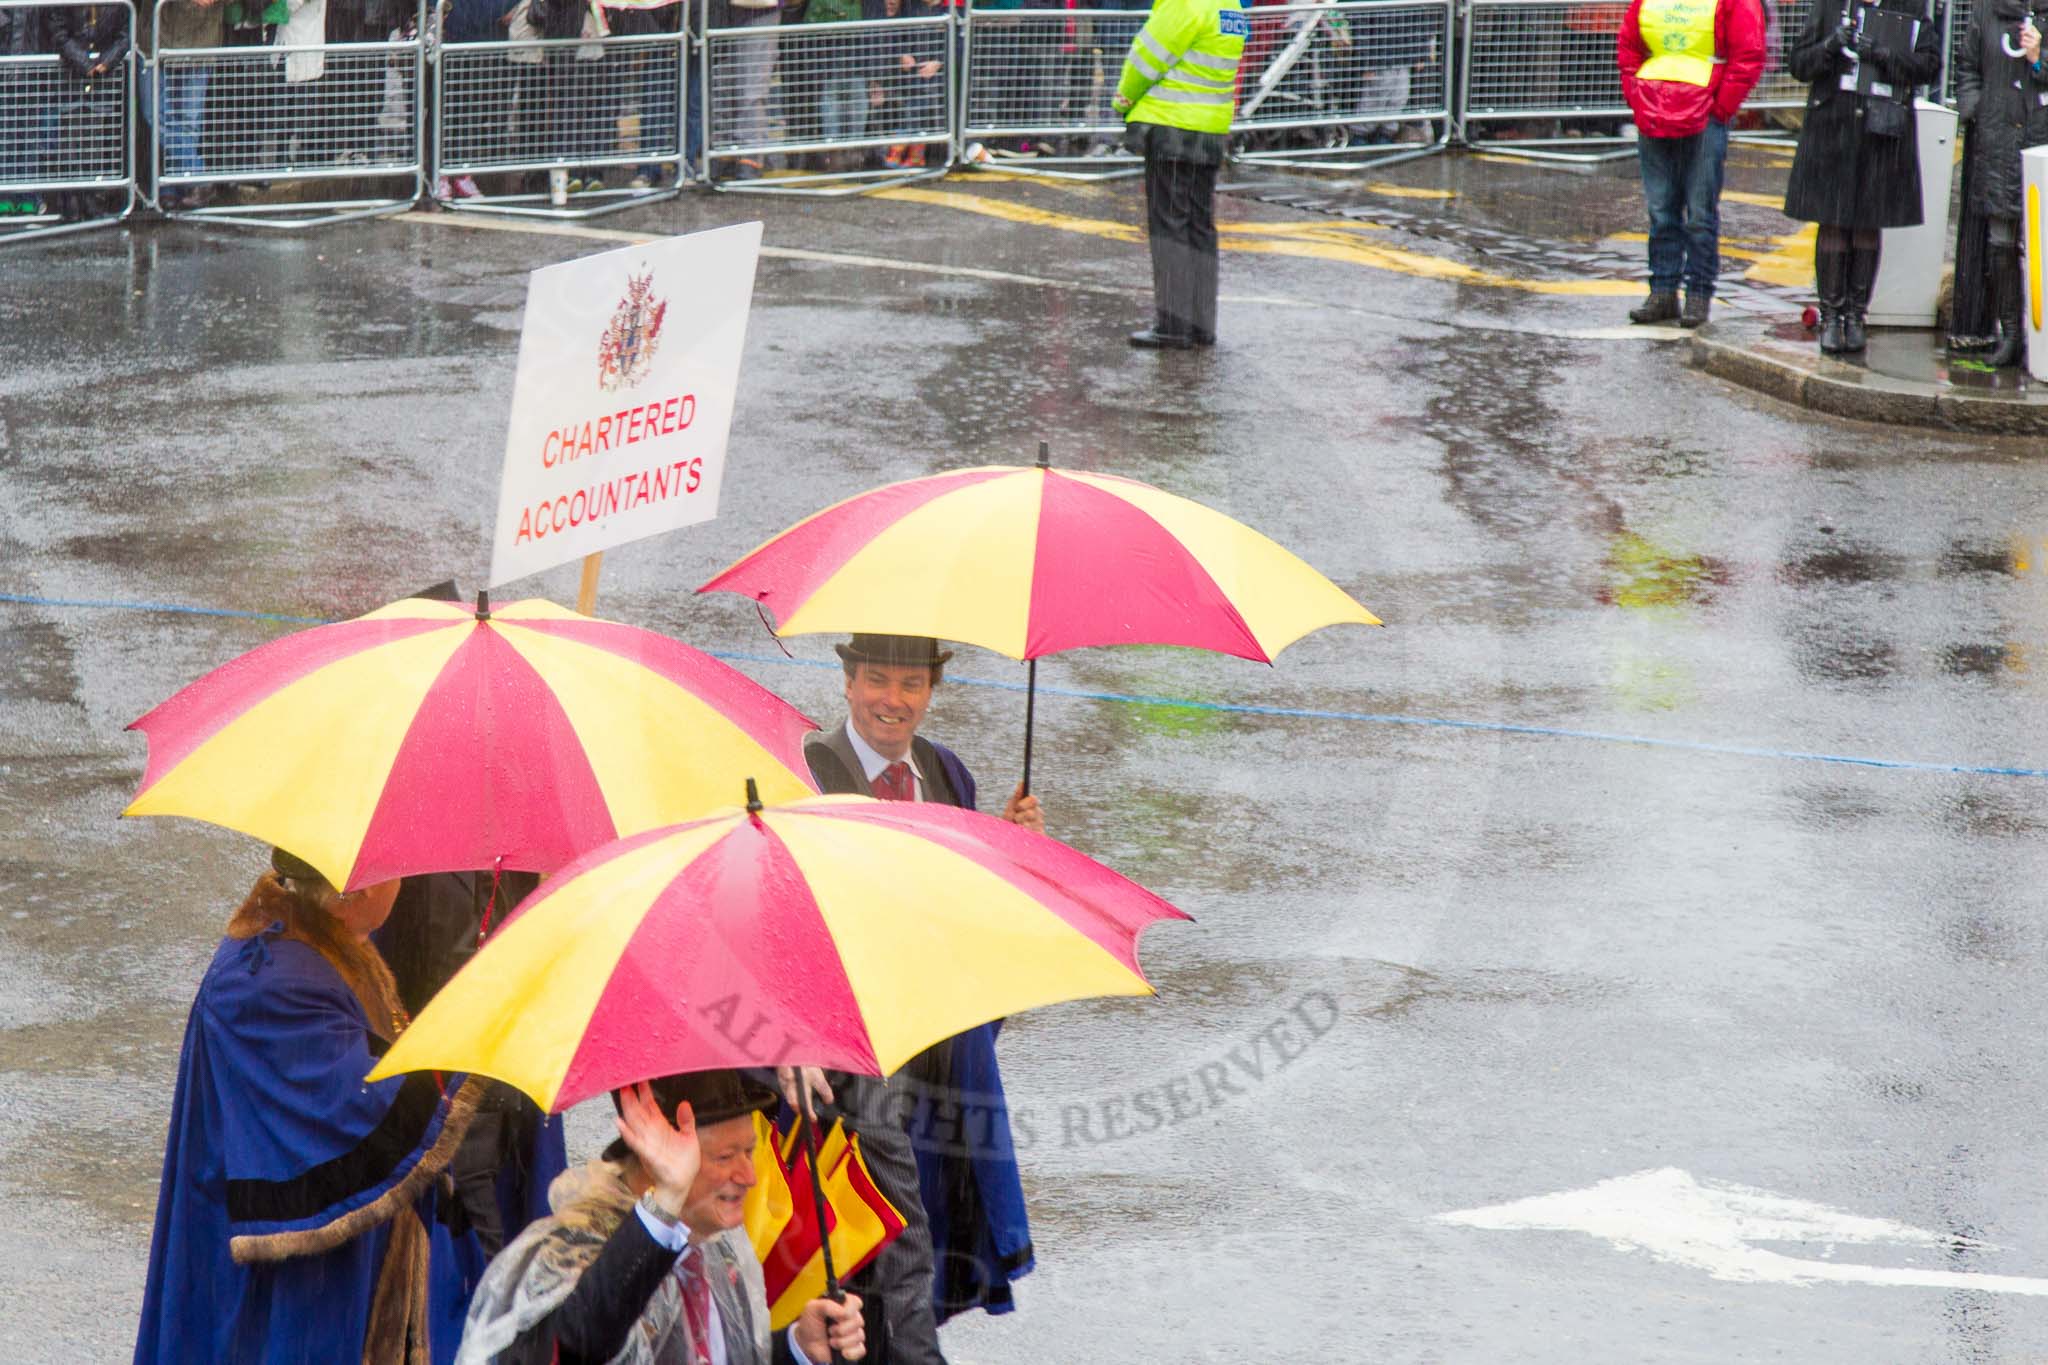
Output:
[
  {"xmin": 819, "ymin": 73, "xmax": 868, "ymax": 142},
  {"xmin": 1635, "ymin": 117, "xmax": 1728, "ymax": 297},
  {"xmin": 142, "ymin": 63, "xmax": 211, "ymax": 179}
]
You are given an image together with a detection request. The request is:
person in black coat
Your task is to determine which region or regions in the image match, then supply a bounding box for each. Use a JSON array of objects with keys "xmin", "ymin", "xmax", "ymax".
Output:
[
  {"xmin": 1952, "ymin": 0, "xmax": 2048, "ymax": 365},
  {"xmin": 41, "ymin": 3, "xmax": 131, "ymax": 220},
  {"xmin": 0, "ymin": 4, "xmax": 48, "ymax": 212},
  {"xmin": 1782, "ymin": 0, "xmax": 1943, "ymax": 353}
]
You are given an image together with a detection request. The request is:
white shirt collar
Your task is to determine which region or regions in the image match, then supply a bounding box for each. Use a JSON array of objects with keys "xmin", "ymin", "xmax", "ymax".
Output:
[{"xmin": 843, "ymin": 718, "xmax": 924, "ymax": 798}]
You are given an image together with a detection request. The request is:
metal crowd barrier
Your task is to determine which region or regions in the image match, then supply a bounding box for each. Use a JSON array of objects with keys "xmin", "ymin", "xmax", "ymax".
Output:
[
  {"xmin": 704, "ymin": 8, "xmax": 953, "ymax": 191},
  {"xmin": 1940, "ymin": 0, "xmax": 1969, "ymax": 104},
  {"xmin": 151, "ymin": 0, "xmax": 425, "ymax": 228},
  {"xmin": 436, "ymin": 24, "xmax": 686, "ymax": 218},
  {"xmin": 0, "ymin": 0, "xmax": 137, "ymax": 244},
  {"xmin": 960, "ymin": 5, "xmax": 1143, "ymax": 179},
  {"xmin": 1457, "ymin": 0, "xmax": 1636, "ymax": 161},
  {"xmin": 1736, "ymin": 0, "xmax": 1810, "ymax": 129},
  {"xmin": 1234, "ymin": 0, "xmax": 1453, "ymax": 170}
]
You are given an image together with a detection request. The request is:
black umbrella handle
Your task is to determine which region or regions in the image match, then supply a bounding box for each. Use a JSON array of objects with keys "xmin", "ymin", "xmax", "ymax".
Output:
[
  {"xmin": 796, "ymin": 1090, "xmax": 847, "ymax": 1365},
  {"xmin": 1020, "ymin": 657, "xmax": 1038, "ymax": 799},
  {"xmin": 1020, "ymin": 440, "xmax": 1051, "ymax": 799}
]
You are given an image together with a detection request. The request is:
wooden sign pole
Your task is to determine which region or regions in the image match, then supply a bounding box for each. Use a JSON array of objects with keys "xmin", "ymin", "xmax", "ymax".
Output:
[{"xmin": 576, "ymin": 552, "xmax": 604, "ymax": 616}]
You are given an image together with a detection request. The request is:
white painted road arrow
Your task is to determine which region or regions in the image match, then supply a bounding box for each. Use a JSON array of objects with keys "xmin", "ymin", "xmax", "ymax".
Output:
[{"xmin": 1439, "ymin": 1168, "xmax": 2048, "ymax": 1296}]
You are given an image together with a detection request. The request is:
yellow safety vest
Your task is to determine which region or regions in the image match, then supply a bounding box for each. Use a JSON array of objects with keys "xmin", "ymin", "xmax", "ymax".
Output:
[
  {"xmin": 1118, "ymin": 0, "xmax": 1248, "ymax": 136},
  {"xmin": 1637, "ymin": 0, "xmax": 1719, "ymax": 85}
]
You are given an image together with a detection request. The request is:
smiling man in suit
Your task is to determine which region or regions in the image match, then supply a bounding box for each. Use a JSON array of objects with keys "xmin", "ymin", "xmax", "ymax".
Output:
[{"xmin": 784, "ymin": 634, "xmax": 1041, "ymax": 1364}]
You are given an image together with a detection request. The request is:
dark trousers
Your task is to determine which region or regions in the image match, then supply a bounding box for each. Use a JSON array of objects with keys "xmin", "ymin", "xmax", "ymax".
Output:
[
  {"xmin": 1144, "ymin": 147, "xmax": 1219, "ymax": 339},
  {"xmin": 1635, "ymin": 116, "xmax": 1728, "ymax": 297}
]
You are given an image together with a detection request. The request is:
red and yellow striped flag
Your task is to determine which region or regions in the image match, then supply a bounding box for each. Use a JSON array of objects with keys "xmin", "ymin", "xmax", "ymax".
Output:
[{"xmin": 742, "ymin": 1112, "xmax": 908, "ymax": 1330}]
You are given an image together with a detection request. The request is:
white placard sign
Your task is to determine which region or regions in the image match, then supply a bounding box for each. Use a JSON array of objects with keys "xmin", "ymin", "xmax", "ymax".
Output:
[{"xmin": 488, "ymin": 221, "xmax": 763, "ymax": 588}]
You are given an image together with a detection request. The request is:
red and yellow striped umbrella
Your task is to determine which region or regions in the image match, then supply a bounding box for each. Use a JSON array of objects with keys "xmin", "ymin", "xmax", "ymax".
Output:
[
  {"xmin": 697, "ymin": 461, "xmax": 1380, "ymax": 661},
  {"xmin": 124, "ymin": 597, "xmax": 818, "ymax": 891},
  {"xmin": 366, "ymin": 789, "xmax": 1187, "ymax": 1111}
]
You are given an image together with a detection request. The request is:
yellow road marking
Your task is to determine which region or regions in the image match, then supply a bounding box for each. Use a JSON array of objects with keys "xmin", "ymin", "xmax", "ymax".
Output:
[
  {"xmin": 1609, "ymin": 229, "xmax": 1779, "ymax": 263},
  {"xmin": 1365, "ymin": 181, "xmax": 1456, "ymax": 201},
  {"xmin": 1742, "ymin": 224, "xmax": 1816, "ymax": 288},
  {"xmin": 871, "ymin": 185, "xmax": 1638, "ymax": 295},
  {"xmin": 1722, "ymin": 190, "xmax": 1788, "ymax": 209}
]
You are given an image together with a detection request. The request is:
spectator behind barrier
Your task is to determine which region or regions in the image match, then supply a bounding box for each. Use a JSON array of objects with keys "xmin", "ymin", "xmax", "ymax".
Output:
[
  {"xmin": 274, "ymin": 0, "xmax": 329, "ymax": 148},
  {"xmin": 805, "ymin": 0, "xmax": 867, "ymax": 169},
  {"xmin": 1, "ymin": 1, "xmax": 52, "ymax": 216},
  {"xmin": 875, "ymin": 0, "xmax": 943, "ymax": 166},
  {"xmin": 435, "ymin": 0, "xmax": 522, "ymax": 199},
  {"xmin": 323, "ymin": 0, "xmax": 406, "ymax": 165},
  {"xmin": 600, "ymin": 0, "xmax": 683, "ymax": 189},
  {"xmin": 144, "ymin": 0, "xmax": 227, "ymax": 209},
  {"xmin": 713, "ymin": 0, "xmax": 781, "ymax": 177},
  {"xmin": 1349, "ymin": 0, "xmax": 1434, "ymax": 145},
  {"xmin": 44, "ymin": 0, "xmax": 133, "ymax": 220},
  {"xmin": 524, "ymin": 0, "xmax": 608, "ymax": 201}
]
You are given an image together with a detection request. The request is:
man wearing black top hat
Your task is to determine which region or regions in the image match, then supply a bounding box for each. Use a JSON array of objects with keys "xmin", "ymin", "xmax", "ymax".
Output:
[
  {"xmin": 455, "ymin": 1070, "xmax": 865, "ymax": 1365},
  {"xmin": 805, "ymin": 633, "xmax": 1042, "ymax": 830},
  {"xmin": 784, "ymin": 634, "xmax": 1041, "ymax": 1365}
]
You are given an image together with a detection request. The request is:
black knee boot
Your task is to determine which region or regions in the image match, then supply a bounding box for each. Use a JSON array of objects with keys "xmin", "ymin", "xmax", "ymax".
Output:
[
  {"xmin": 1842, "ymin": 241, "xmax": 1880, "ymax": 352},
  {"xmin": 1989, "ymin": 245, "xmax": 2026, "ymax": 369},
  {"xmin": 1815, "ymin": 243, "xmax": 1850, "ymax": 354}
]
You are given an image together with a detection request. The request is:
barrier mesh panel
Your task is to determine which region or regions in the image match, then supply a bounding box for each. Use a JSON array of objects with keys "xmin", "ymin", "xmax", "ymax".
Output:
[
  {"xmin": 962, "ymin": 7, "xmax": 1127, "ymax": 137},
  {"xmin": 706, "ymin": 14, "xmax": 951, "ymax": 155},
  {"xmin": 708, "ymin": 11, "xmax": 954, "ymax": 152},
  {"xmin": 1463, "ymin": 1, "xmax": 1631, "ymax": 119},
  {"xmin": 156, "ymin": 41, "xmax": 417, "ymax": 181},
  {"xmin": 1237, "ymin": 1, "xmax": 1449, "ymax": 134},
  {"xmin": 440, "ymin": 35, "xmax": 681, "ymax": 172}
]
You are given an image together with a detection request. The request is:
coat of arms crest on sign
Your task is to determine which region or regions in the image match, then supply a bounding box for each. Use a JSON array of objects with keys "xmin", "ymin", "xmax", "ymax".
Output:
[{"xmin": 597, "ymin": 269, "xmax": 667, "ymax": 393}]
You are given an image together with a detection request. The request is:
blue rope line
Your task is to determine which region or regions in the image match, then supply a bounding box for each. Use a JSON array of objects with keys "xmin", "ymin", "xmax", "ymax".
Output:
[
  {"xmin": 0, "ymin": 592, "xmax": 329, "ymax": 626},
  {"xmin": 9, "ymin": 592, "xmax": 2046, "ymax": 780}
]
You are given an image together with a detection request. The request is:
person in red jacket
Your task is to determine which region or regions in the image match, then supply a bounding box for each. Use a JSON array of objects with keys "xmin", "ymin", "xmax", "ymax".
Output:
[{"xmin": 1617, "ymin": 0, "xmax": 1766, "ymax": 327}]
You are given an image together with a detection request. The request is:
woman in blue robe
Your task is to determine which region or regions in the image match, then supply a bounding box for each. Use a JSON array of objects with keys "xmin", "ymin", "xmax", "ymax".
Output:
[{"xmin": 133, "ymin": 849, "xmax": 486, "ymax": 1365}]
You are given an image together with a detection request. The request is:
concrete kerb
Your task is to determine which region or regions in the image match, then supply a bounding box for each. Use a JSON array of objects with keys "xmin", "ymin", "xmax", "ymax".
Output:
[{"xmin": 1689, "ymin": 319, "xmax": 2048, "ymax": 437}]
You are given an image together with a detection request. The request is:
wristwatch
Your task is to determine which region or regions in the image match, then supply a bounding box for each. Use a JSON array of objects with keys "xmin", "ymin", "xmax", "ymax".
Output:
[{"xmin": 639, "ymin": 1189, "xmax": 683, "ymax": 1228}]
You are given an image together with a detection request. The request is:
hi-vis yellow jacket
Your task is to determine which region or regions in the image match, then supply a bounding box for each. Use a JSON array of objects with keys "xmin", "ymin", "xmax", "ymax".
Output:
[{"xmin": 1116, "ymin": 0, "xmax": 1248, "ymax": 135}]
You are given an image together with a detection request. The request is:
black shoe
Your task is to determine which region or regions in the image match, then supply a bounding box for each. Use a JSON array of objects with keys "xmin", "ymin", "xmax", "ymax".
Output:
[
  {"xmin": 1989, "ymin": 244, "xmax": 2025, "ymax": 369},
  {"xmin": 1841, "ymin": 241, "xmax": 1878, "ymax": 352},
  {"xmin": 1628, "ymin": 290, "xmax": 1679, "ymax": 324},
  {"xmin": 1129, "ymin": 327, "xmax": 1196, "ymax": 350},
  {"xmin": 1679, "ymin": 291, "xmax": 1710, "ymax": 328},
  {"xmin": 1840, "ymin": 307, "xmax": 1868, "ymax": 353},
  {"xmin": 1818, "ymin": 306, "xmax": 1846, "ymax": 354},
  {"xmin": 1192, "ymin": 329, "xmax": 1216, "ymax": 347},
  {"xmin": 1814, "ymin": 243, "xmax": 1850, "ymax": 354}
]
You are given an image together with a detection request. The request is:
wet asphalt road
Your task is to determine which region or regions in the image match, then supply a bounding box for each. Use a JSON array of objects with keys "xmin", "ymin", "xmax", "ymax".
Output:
[{"xmin": 6, "ymin": 149, "xmax": 2048, "ymax": 1363}]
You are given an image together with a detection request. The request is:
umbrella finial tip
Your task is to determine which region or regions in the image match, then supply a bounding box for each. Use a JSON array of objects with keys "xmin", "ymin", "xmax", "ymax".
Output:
[
  {"xmin": 745, "ymin": 777, "xmax": 762, "ymax": 814},
  {"xmin": 1036, "ymin": 440, "xmax": 1050, "ymax": 469},
  {"xmin": 476, "ymin": 591, "xmax": 492, "ymax": 621}
]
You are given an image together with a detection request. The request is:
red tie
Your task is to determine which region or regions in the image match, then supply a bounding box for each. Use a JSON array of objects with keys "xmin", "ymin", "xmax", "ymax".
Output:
[
  {"xmin": 871, "ymin": 761, "xmax": 914, "ymax": 802},
  {"xmin": 676, "ymin": 1245, "xmax": 714, "ymax": 1365}
]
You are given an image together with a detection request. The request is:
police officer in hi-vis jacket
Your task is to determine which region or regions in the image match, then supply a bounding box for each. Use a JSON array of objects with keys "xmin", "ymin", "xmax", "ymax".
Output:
[{"xmin": 1114, "ymin": 0, "xmax": 1247, "ymax": 348}]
